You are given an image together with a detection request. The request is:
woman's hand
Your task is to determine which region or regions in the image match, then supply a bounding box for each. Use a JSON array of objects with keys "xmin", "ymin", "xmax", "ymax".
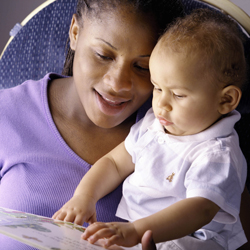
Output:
[
  {"xmin": 141, "ymin": 230, "xmax": 157, "ymax": 250},
  {"xmin": 81, "ymin": 221, "xmax": 140, "ymax": 248},
  {"xmin": 52, "ymin": 194, "xmax": 97, "ymax": 225}
]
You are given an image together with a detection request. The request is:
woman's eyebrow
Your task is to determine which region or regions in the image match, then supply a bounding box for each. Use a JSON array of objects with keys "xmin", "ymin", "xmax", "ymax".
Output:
[
  {"xmin": 95, "ymin": 38, "xmax": 150, "ymax": 57},
  {"xmin": 96, "ymin": 38, "xmax": 117, "ymax": 50}
]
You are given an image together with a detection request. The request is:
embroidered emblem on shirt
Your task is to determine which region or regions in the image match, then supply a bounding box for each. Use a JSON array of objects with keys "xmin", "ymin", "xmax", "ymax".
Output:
[{"xmin": 166, "ymin": 172, "xmax": 175, "ymax": 182}]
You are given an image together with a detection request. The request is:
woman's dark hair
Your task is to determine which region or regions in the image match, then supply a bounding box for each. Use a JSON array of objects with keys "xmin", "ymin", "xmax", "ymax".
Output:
[{"xmin": 62, "ymin": 0, "xmax": 184, "ymax": 76}]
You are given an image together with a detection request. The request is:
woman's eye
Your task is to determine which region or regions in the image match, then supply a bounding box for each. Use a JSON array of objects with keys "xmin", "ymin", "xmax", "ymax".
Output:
[
  {"xmin": 96, "ymin": 52, "xmax": 112, "ymax": 60},
  {"xmin": 134, "ymin": 64, "xmax": 149, "ymax": 72}
]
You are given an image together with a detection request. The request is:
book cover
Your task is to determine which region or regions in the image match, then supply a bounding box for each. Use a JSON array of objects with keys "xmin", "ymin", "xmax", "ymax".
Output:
[{"xmin": 0, "ymin": 207, "xmax": 140, "ymax": 250}]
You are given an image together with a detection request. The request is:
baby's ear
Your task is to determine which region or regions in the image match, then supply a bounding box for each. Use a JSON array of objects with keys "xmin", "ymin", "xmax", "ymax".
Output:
[{"xmin": 218, "ymin": 85, "xmax": 242, "ymax": 114}]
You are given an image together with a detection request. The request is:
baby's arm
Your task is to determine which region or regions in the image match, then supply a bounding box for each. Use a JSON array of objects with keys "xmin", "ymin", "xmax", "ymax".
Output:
[
  {"xmin": 52, "ymin": 142, "xmax": 134, "ymax": 225},
  {"xmin": 82, "ymin": 197, "xmax": 220, "ymax": 247}
]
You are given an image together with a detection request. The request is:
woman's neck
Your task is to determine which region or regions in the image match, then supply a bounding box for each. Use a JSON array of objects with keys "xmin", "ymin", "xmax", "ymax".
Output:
[{"xmin": 48, "ymin": 77, "xmax": 136, "ymax": 164}]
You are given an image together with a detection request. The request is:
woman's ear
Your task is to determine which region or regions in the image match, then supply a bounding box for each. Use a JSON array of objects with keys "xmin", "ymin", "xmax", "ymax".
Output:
[
  {"xmin": 69, "ymin": 14, "xmax": 80, "ymax": 51},
  {"xmin": 218, "ymin": 85, "xmax": 242, "ymax": 114}
]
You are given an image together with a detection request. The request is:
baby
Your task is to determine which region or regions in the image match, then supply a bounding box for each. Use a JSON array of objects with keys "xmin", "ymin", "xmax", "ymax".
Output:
[{"xmin": 53, "ymin": 9, "xmax": 247, "ymax": 250}]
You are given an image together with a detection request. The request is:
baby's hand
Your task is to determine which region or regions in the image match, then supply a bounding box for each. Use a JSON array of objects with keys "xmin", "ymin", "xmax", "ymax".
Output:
[
  {"xmin": 52, "ymin": 195, "xmax": 96, "ymax": 225},
  {"xmin": 82, "ymin": 221, "xmax": 140, "ymax": 248}
]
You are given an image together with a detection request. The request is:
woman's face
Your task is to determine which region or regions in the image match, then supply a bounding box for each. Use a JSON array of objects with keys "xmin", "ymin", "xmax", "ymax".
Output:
[{"xmin": 70, "ymin": 7, "xmax": 157, "ymax": 128}]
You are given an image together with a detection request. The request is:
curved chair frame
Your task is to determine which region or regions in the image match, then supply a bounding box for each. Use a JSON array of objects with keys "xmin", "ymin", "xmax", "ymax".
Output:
[{"xmin": 202, "ymin": 0, "xmax": 250, "ymax": 34}]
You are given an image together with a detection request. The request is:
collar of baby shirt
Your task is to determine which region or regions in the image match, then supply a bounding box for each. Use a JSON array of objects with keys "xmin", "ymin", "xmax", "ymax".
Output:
[{"xmin": 147, "ymin": 110, "xmax": 241, "ymax": 143}]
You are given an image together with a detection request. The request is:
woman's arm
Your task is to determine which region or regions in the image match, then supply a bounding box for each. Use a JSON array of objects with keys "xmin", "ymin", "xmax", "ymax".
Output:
[
  {"xmin": 53, "ymin": 141, "xmax": 134, "ymax": 224},
  {"xmin": 238, "ymin": 186, "xmax": 250, "ymax": 250}
]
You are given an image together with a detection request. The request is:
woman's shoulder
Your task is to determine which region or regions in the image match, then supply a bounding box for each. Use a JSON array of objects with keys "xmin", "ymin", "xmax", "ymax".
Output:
[
  {"xmin": 0, "ymin": 73, "xmax": 64, "ymax": 106},
  {"xmin": 0, "ymin": 73, "xmax": 66, "ymax": 126}
]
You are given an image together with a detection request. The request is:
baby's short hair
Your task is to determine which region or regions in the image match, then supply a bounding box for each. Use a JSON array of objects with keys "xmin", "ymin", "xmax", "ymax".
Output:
[{"xmin": 159, "ymin": 8, "xmax": 247, "ymax": 89}]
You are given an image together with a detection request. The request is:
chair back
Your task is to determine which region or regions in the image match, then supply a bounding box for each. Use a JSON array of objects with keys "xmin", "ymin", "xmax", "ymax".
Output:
[{"xmin": 0, "ymin": 0, "xmax": 77, "ymax": 89}]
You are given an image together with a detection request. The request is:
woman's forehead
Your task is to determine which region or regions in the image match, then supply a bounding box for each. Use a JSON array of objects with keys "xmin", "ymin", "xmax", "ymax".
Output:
[
  {"xmin": 80, "ymin": 11, "xmax": 158, "ymax": 51},
  {"xmin": 82, "ymin": 6, "xmax": 158, "ymax": 38}
]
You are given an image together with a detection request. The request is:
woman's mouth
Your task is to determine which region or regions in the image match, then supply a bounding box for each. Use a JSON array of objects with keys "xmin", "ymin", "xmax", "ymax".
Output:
[
  {"xmin": 101, "ymin": 95, "xmax": 125, "ymax": 106},
  {"xmin": 95, "ymin": 90, "xmax": 130, "ymax": 116}
]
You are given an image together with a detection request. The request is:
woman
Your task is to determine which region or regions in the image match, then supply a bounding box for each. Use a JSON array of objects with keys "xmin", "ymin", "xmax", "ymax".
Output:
[{"xmin": 0, "ymin": 0, "xmax": 184, "ymax": 249}]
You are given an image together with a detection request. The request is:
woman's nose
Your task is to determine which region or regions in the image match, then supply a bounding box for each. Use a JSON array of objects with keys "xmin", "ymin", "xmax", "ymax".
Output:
[{"xmin": 104, "ymin": 63, "xmax": 132, "ymax": 92}]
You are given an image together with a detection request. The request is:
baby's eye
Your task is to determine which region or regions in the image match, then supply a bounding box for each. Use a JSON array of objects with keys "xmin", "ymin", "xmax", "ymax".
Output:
[
  {"xmin": 173, "ymin": 93, "xmax": 186, "ymax": 99},
  {"xmin": 153, "ymin": 86, "xmax": 162, "ymax": 92}
]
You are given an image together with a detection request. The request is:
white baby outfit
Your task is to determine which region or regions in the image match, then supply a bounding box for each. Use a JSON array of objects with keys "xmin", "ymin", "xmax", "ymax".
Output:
[{"xmin": 116, "ymin": 108, "xmax": 247, "ymax": 250}]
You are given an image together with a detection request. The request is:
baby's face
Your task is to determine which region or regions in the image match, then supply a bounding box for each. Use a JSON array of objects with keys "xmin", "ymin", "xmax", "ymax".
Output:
[{"xmin": 149, "ymin": 45, "xmax": 223, "ymax": 136}]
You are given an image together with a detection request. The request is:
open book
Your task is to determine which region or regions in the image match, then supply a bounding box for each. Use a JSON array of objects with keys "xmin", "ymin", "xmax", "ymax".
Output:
[{"xmin": 0, "ymin": 207, "xmax": 141, "ymax": 250}]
